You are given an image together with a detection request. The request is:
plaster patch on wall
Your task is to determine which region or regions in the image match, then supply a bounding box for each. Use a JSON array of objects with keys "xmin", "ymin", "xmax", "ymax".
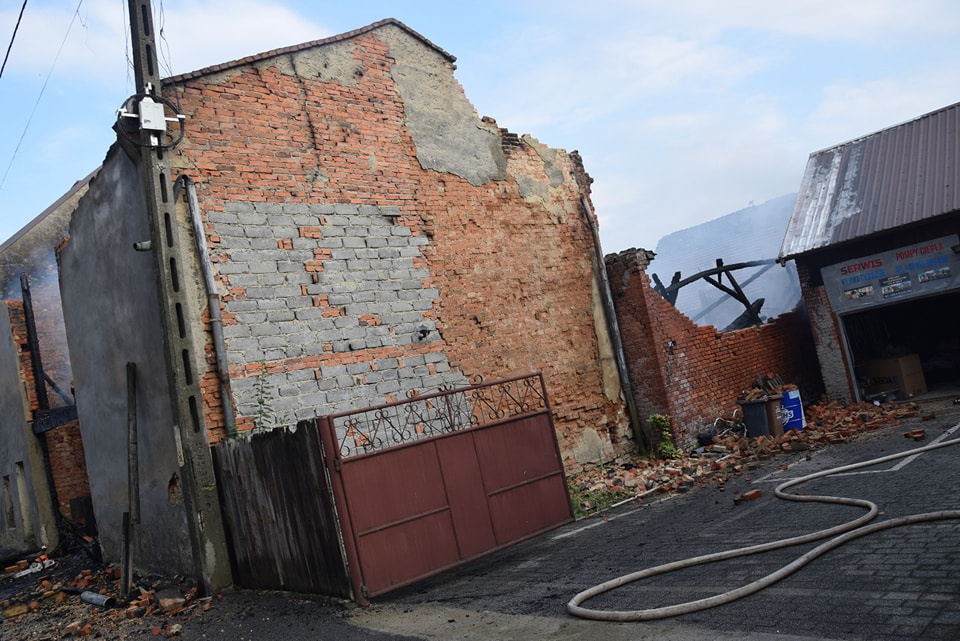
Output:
[
  {"xmin": 379, "ymin": 26, "xmax": 507, "ymax": 186},
  {"xmin": 312, "ymin": 167, "xmax": 330, "ymax": 186},
  {"xmin": 516, "ymin": 174, "xmax": 550, "ymax": 202},
  {"xmin": 272, "ymin": 41, "xmax": 364, "ymax": 85},
  {"xmin": 522, "ymin": 135, "xmax": 565, "ymax": 187},
  {"xmin": 572, "ymin": 427, "xmax": 613, "ymax": 466},
  {"xmin": 516, "ymin": 174, "xmax": 566, "ymax": 221}
]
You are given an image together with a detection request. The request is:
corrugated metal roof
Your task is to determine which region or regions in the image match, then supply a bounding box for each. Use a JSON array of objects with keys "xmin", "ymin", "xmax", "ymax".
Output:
[{"xmin": 779, "ymin": 101, "xmax": 960, "ymax": 260}]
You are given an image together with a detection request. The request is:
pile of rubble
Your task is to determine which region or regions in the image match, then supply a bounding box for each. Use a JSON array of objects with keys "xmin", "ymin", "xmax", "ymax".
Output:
[
  {"xmin": 569, "ymin": 401, "xmax": 920, "ymax": 515},
  {"xmin": 737, "ymin": 372, "xmax": 797, "ymax": 402},
  {"xmin": 1, "ymin": 555, "xmax": 216, "ymax": 638}
]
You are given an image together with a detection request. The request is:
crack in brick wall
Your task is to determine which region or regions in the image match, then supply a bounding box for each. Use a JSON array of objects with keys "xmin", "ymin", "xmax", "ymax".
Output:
[{"xmin": 166, "ymin": 26, "xmax": 631, "ymax": 465}]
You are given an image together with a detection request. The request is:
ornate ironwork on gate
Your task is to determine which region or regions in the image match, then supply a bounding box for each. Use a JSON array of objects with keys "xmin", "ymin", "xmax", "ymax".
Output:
[{"xmin": 332, "ymin": 373, "xmax": 549, "ymax": 458}]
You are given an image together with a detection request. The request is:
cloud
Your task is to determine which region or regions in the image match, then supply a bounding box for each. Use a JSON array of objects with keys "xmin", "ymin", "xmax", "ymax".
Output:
[
  {"xmin": 468, "ymin": 26, "xmax": 770, "ymax": 136},
  {"xmin": 0, "ymin": 0, "xmax": 328, "ymax": 85},
  {"xmin": 566, "ymin": 0, "xmax": 960, "ymax": 42},
  {"xmin": 803, "ymin": 71, "xmax": 960, "ymax": 150},
  {"xmin": 151, "ymin": 0, "xmax": 331, "ymax": 75}
]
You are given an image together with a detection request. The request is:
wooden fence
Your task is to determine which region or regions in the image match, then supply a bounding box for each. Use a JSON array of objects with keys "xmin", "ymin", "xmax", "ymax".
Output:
[{"xmin": 211, "ymin": 420, "xmax": 351, "ymax": 597}]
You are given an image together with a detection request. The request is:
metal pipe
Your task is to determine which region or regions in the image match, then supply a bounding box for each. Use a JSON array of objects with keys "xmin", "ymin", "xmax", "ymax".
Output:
[
  {"xmin": 579, "ymin": 197, "xmax": 649, "ymax": 453},
  {"xmin": 81, "ymin": 591, "xmax": 117, "ymax": 608},
  {"xmin": 176, "ymin": 175, "xmax": 237, "ymax": 435}
]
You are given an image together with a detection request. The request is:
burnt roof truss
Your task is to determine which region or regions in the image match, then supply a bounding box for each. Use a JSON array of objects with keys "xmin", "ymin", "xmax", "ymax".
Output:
[{"xmin": 652, "ymin": 259, "xmax": 777, "ymax": 329}]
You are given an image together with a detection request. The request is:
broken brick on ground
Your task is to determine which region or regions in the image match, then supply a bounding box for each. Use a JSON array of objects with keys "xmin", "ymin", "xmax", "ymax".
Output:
[{"xmin": 568, "ymin": 401, "xmax": 920, "ymax": 515}]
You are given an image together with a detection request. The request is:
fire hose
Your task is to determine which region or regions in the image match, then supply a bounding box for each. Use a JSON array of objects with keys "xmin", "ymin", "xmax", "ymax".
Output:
[{"xmin": 568, "ymin": 433, "xmax": 960, "ymax": 621}]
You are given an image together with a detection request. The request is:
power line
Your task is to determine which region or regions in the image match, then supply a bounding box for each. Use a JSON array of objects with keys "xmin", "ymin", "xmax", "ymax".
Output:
[
  {"xmin": 0, "ymin": 0, "xmax": 29, "ymax": 80},
  {"xmin": 0, "ymin": 0, "xmax": 84, "ymax": 193}
]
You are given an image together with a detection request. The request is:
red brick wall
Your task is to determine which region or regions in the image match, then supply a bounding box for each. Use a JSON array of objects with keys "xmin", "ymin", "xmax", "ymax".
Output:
[
  {"xmin": 7, "ymin": 302, "xmax": 91, "ymax": 518},
  {"xmin": 164, "ymin": 27, "xmax": 632, "ymax": 465},
  {"xmin": 42, "ymin": 419, "xmax": 90, "ymax": 518},
  {"xmin": 606, "ymin": 250, "xmax": 823, "ymax": 449},
  {"xmin": 417, "ymin": 142, "xmax": 629, "ymax": 463},
  {"xmin": 8, "ymin": 303, "xmax": 39, "ymax": 414}
]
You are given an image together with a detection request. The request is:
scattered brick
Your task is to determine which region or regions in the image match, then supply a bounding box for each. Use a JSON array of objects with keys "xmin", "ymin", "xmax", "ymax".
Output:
[{"xmin": 568, "ymin": 400, "xmax": 922, "ymax": 516}]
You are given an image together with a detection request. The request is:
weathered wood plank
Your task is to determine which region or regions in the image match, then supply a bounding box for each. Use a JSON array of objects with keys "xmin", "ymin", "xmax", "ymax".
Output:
[{"xmin": 212, "ymin": 420, "xmax": 350, "ymax": 597}]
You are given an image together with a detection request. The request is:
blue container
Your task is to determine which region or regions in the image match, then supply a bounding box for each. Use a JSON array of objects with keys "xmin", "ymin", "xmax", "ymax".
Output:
[{"xmin": 780, "ymin": 389, "xmax": 805, "ymax": 431}]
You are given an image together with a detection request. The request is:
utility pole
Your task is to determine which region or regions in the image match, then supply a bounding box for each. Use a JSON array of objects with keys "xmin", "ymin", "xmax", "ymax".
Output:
[{"xmin": 124, "ymin": 0, "xmax": 232, "ymax": 593}]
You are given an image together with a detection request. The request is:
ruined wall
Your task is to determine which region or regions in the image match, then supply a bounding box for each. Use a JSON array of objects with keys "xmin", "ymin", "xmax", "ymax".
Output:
[
  {"xmin": 607, "ymin": 249, "xmax": 823, "ymax": 449},
  {"xmin": 6, "ymin": 304, "xmax": 90, "ymax": 521},
  {"xmin": 416, "ymin": 136, "xmax": 630, "ymax": 467},
  {"xmin": 167, "ymin": 22, "xmax": 631, "ymax": 465},
  {"xmin": 0, "ymin": 303, "xmax": 57, "ymax": 550},
  {"xmin": 42, "ymin": 420, "xmax": 89, "ymax": 519},
  {"xmin": 59, "ymin": 147, "xmax": 193, "ymax": 574}
]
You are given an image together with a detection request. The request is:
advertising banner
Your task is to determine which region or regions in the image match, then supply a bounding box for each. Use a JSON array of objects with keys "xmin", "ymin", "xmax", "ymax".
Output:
[{"xmin": 820, "ymin": 234, "xmax": 960, "ymax": 314}]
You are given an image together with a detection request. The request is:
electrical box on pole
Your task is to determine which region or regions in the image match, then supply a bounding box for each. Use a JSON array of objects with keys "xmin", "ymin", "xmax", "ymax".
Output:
[{"xmin": 122, "ymin": 0, "xmax": 232, "ymax": 594}]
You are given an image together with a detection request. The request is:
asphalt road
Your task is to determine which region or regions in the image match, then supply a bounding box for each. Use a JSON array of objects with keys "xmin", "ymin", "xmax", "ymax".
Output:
[{"xmin": 349, "ymin": 399, "xmax": 960, "ymax": 641}]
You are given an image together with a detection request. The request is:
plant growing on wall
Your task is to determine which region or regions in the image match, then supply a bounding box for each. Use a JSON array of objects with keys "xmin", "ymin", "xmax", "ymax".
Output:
[
  {"xmin": 251, "ymin": 364, "xmax": 289, "ymax": 434},
  {"xmin": 649, "ymin": 414, "xmax": 680, "ymax": 459}
]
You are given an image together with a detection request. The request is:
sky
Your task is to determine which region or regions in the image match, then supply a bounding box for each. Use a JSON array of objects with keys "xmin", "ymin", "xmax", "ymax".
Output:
[{"xmin": 1, "ymin": 0, "xmax": 959, "ymax": 254}]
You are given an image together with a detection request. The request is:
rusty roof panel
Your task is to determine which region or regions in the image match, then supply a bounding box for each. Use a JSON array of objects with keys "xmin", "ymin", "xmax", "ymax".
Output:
[{"xmin": 780, "ymin": 101, "xmax": 960, "ymax": 259}]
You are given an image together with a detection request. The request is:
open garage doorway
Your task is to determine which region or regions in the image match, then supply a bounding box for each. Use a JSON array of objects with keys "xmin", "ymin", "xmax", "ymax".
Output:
[{"xmin": 843, "ymin": 290, "xmax": 960, "ymax": 401}]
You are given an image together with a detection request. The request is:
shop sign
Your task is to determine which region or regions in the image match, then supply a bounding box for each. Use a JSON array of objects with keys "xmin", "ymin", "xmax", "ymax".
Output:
[{"xmin": 820, "ymin": 234, "xmax": 960, "ymax": 314}]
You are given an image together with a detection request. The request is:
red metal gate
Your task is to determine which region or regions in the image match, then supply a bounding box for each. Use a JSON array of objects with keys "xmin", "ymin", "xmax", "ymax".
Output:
[{"xmin": 318, "ymin": 373, "xmax": 573, "ymax": 604}]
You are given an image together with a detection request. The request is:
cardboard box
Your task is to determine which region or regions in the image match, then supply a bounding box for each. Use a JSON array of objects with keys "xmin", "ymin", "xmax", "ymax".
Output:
[{"xmin": 865, "ymin": 354, "xmax": 927, "ymax": 398}]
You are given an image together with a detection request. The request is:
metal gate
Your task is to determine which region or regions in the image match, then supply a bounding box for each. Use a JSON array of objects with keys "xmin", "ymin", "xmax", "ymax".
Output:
[{"xmin": 318, "ymin": 373, "xmax": 573, "ymax": 603}]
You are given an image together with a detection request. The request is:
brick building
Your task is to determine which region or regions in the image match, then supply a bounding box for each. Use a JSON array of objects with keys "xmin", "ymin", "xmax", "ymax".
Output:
[
  {"xmin": 606, "ymin": 248, "xmax": 822, "ymax": 448},
  {"xmin": 53, "ymin": 20, "xmax": 633, "ymax": 578},
  {"xmin": 779, "ymin": 102, "xmax": 960, "ymax": 402}
]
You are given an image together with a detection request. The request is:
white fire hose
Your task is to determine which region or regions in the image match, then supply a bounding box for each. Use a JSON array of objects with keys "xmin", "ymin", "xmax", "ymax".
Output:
[{"xmin": 568, "ymin": 433, "xmax": 960, "ymax": 621}]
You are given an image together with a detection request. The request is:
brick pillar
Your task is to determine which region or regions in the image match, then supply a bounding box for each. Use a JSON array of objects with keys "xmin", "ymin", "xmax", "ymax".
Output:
[{"xmin": 796, "ymin": 259, "xmax": 854, "ymax": 402}]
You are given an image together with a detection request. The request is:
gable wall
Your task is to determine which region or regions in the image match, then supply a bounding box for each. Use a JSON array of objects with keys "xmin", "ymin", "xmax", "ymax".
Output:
[{"xmin": 167, "ymin": 25, "xmax": 632, "ymax": 466}]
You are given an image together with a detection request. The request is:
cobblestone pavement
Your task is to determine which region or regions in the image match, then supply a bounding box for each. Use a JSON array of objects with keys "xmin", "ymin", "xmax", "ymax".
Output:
[{"xmin": 352, "ymin": 400, "xmax": 960, "ymax": 641}]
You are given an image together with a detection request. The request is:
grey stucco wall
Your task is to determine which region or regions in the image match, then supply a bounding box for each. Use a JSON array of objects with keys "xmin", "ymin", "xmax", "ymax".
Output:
[{"xmin": 58, "ymin": 146, "xmax": 192, "ymax": 574}]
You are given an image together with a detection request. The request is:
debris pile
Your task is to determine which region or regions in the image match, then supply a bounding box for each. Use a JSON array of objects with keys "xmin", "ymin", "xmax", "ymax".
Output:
[
  {"xmin": 737, "ymin": 372, "xmax": 797, "ymax": 401},
  {"xmin": 1, "ymin": 555, "xmax": 216, "ymax": 638},
  {"xmin": 569, "ymin": 401, "xmax": 920, "ymax": 516}
]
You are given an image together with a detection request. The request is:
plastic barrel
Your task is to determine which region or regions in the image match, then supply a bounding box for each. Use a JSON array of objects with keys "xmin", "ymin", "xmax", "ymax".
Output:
[
  {"xmin": 737, "ymin": 399, "xmax": 770, "ymax": 438},
  {"xmin": 780, "ymin": 389, "xmax": 805, "ymax": 431}
]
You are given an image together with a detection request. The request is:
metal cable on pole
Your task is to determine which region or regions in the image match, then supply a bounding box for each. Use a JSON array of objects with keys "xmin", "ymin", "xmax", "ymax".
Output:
[
  {"xmin": 0, "ymin": 0, "xmax": 28, "ymax": 79},
  {"xmin": 0, "ymin": 0, "xmax": 82, "ymax": 191}
]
